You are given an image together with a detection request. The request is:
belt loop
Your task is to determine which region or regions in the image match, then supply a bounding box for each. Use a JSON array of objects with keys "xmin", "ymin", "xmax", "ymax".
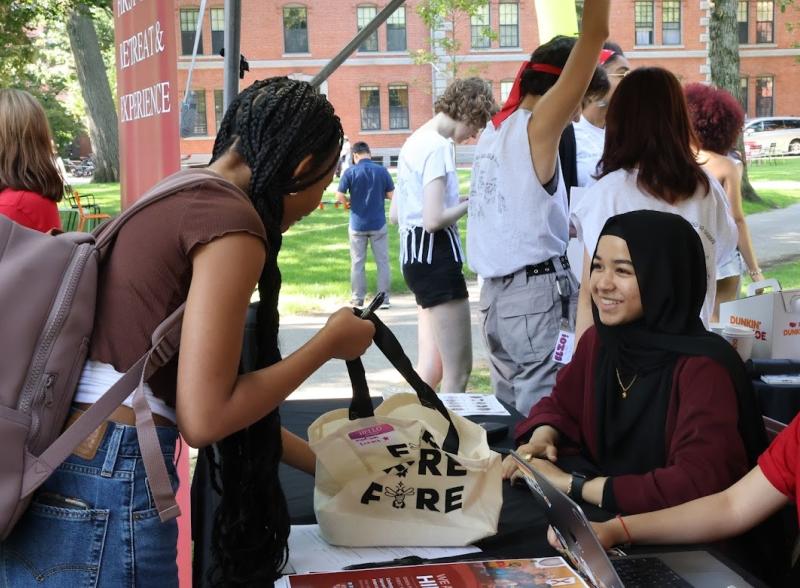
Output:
[{"xmin": 101, "ymin": 424, "xmax": 124, "ymax": 478}]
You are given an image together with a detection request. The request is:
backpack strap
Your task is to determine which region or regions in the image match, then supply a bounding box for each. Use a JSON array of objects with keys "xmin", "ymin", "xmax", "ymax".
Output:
[
  {"xmin": 93, "ymin": 169, "xmax": 239, "ymax": 253},
  {"xmin": 21, "ymin": 304, "xmax": 185, "ymax": 522}
]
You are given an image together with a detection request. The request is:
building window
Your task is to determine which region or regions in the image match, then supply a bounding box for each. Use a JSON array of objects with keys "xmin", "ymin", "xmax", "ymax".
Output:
[
  {"xmin": 358, "ymin": 5, "xmax": 379, "ymax": 52},
  {"xmin": 214, "ymin": 89, "xmax": 224, "ymax": 132},
  {"xmin": 739, "ymin": 77, "xmax": 749, "ymax": 117},
  {"xmin": 389, "ymin": 85, "xmax": 409, "ymax": 130},
  {"xmin": 738, "ymin": 1, "xmax": 749, "ymax": 44},
  {"xmin": 283, "ymin": 6, "xmax": 309, "ymax": 53},
  {"xmin": 756, "ymin": 1, "xmax": 774, "ymax": 43},
  {"xmin": 360, "ymin": 85, "xmax": 381, "ymax": 130},
  {"xmin": 662, "ymin": 1, "xmax": 681, "ymax": 45},
  {"xmin": 470, "ymin": 4, "xmax": 491, "ymax": 49},
  {"xmin": 389, "ymin": 155, "xmax": 399, "ymax": 167},
  {"xmin": 179, "ymin": 9, "xmax": 202, "ymax": 56},
  {"xmin": 186, "ymin": 90, "xmax": 208, "ymax": 136},
  {"xmin": 498, "ymin": 2, "xmax": 519, "ymax": 48},
  {"xmin": 386, "ymin": 7, "xmax": 406, "ymax": 51},
  {"xmin": 210, "ymin": 8, "xmax": 225, "ymax": 55},
  {"xmin": 500, "ymin": 80, "xmax": 514, "ymax": 104},
  {"xmin": 755, "ymin": 76, "xmax": 773, "ymax": 117},
  {"xmin": 634, "ymin": 1, "xmax": 654, "ymax": 46}
]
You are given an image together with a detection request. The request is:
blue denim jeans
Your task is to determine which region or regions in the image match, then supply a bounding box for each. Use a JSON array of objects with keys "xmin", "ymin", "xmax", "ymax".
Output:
[{"xmin": 0, "ymin": 418, "xmax": 180, "ymax": 587}]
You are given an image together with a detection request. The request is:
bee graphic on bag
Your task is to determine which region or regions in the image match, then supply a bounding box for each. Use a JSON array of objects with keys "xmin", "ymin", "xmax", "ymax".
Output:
[{"xmin": 384, "ymin": 482, "xmax": 416, "ymax": 509}]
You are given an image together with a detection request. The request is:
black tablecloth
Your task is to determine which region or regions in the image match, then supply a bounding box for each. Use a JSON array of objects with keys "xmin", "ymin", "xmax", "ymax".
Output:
[
  {"xmin": 193, "ymin": 395, "xmax": 771, "ymax": 586},
  {"xmin": 754, "ymin": 380, "xmax": 800, "ymax": 425},
  {"xmin": 278, "ymin": 397, "xmax": 638, "ymax": 559}
]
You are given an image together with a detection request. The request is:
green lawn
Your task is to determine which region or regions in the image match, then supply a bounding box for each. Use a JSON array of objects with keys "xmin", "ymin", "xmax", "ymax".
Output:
[
  {"xmin": 742, "ymin": 157, "xmax": 800, "ymax": 214},
  {"xmin": 72, "ymin": 161, "xmax": 799, "ymax": 313}
]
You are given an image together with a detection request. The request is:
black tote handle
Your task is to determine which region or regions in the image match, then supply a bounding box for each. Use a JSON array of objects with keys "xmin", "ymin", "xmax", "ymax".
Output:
[{"xmin": 345, "ymin": 311, "xmax": 460, "ymax": 454}]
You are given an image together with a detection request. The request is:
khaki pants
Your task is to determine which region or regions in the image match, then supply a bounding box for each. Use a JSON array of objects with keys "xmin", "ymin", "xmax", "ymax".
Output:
[{"xmin": 349, "ymin": 224, "xmax": 391, "ymax": 304}]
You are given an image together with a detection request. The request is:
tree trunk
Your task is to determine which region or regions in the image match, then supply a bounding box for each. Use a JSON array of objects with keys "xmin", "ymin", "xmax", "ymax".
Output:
[
  {"xmin": 67, "ymin": 7, "xmax": 119, "ymax": 182},
  {"xmin": 709, "ymin": 0, "xmax": 763, "ymax": 203}
]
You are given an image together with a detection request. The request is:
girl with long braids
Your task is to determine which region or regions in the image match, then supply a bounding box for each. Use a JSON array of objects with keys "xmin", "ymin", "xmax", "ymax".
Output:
[{"xmin": 0, "ymin": 77, "xmax": 375, "ymax": 586}]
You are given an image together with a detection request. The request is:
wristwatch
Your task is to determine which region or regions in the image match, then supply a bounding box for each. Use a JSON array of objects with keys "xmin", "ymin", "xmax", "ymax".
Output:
[{"xmin": 569, "ymin": 472, "xmax": 589, "ymax": 502}]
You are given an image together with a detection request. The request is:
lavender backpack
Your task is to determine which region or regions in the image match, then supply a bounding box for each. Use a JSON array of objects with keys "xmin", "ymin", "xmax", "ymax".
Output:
[{"xmin": 0, "ymin": 171, "xmax": 225, "ymax": 540}]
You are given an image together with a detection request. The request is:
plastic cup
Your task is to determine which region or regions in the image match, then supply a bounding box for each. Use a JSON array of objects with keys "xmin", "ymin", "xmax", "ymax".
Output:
[
  {"xmin": 708, "ymin": 323, "xmax": 727, "ymax": 336},
  {"xmin": 722, "ymin": 324, "xmax": 756, "ymax": 362}
]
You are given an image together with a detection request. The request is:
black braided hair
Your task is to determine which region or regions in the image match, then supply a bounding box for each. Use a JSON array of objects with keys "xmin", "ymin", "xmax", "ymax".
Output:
[{"xmin": 203, "ymin": 77, "xmax": 343, "ymax": 586}]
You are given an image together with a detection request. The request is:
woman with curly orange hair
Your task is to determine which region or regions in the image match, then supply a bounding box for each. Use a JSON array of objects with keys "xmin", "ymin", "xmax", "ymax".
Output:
[{"xmin": 685, "ymin": 83, "xmax": 764, "ymax": 320}]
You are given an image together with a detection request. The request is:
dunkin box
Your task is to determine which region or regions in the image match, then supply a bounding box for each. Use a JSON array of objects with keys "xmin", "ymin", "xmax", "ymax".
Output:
[{"xmin": 719, "ymin": 280, "xmax": 800, "ymax": 360}]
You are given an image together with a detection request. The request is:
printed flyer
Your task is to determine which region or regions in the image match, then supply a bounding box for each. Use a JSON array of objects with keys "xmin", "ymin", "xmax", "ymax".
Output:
[{"xmin": 278, "ymin": 557, "xmax": 588, "ymax": 587}]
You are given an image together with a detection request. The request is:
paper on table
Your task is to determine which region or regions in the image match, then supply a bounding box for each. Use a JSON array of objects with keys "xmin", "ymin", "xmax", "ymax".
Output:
[
  {"xmin": 438, "ymin": 393, "xmax": 511, "ymax": 416},
  {"xmin": 761, "ymin": 374, "xmax": 800, "ymax": 385},
  {"xmin": 283, "ymin": 525, "xmax": 482, "ymax": 574},
  {"xmin": 380, "ymin": 390, "xmax": 510, "ymax": 416}
]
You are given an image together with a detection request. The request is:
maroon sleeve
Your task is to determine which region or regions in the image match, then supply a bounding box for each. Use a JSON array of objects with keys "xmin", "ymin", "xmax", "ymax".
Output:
[
  {"xmin": 513, "ymin": 328, "xmax": 597, "ymax": 445},
  {"xmin": 611, "ymin": 357, "xmax": 750, "ymax": 514},
  {"xmin": 758, "ymin": 413, "xmax": 800, "ymax": 502}
]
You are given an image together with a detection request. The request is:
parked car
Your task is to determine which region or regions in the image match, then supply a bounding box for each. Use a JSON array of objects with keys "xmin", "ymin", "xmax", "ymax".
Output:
[{"xmin": 743, "ymin": 116, "xmax": 800, "ymax": 156}]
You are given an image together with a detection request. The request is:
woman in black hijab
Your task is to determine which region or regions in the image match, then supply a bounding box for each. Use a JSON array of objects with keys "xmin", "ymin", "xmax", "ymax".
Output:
[{"xmin": 503, "ymin": 210, "xmax": 766, "ymax": 515}]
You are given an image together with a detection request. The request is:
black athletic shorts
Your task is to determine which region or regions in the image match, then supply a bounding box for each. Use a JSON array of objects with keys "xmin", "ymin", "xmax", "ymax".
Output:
[{"xmin": 401, "ymin": 226, "xmax": 468, "ymax": 309}]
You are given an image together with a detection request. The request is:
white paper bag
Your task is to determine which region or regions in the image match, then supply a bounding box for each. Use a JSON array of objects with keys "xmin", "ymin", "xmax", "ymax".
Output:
[
  {"xmin": 720, "ymin": 280, "xmax": 800, "ymax": 360},
  {"xmin": 308, "ymin": 316, "xmax": 502, "ymax": 547}
]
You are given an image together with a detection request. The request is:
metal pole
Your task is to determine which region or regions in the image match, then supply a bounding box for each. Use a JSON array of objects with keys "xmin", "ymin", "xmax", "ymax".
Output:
[
  {"xmin": 223, "ymin": 0, "xmax": 242, "ymax": 109},
  {"xmin": 311, "ymin": 0, "xmax": 407, "ymax": 88}
]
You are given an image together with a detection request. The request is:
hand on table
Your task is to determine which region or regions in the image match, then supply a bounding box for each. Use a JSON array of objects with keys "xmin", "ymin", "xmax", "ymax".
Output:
[{"xmin": 501, "ymin": 425, "xmax": 559, "ymax": 479}]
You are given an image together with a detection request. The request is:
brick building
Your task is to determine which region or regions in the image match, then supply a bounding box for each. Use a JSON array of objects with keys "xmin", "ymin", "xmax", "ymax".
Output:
[{"xmin": 175, "ymin": 1, "xmax": 800, "ymax": 164}]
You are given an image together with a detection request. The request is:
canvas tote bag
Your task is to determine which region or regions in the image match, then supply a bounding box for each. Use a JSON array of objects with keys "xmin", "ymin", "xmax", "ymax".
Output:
[{"xmin": 308, "ymin": 314, "xmax": 502, "ymax": 547}]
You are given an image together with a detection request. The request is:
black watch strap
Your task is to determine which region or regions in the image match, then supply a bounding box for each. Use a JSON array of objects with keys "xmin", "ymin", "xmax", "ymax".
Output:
[{"xmin": 569, "ymin": 472, "xmax": 588, "ymax": 502}]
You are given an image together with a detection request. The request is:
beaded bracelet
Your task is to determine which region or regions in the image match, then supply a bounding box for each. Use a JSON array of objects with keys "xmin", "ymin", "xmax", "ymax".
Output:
[{"xmin": 748, "ymin": 267, "xmax": 763, "ymax": 278}]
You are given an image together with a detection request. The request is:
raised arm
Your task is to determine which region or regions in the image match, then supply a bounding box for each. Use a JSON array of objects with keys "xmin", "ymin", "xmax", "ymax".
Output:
[
  {"xmin": 176, "ymin": 233, "xmax": 375, "ymax": 447},
  {"xmin": 529, "ymin": 0, "xmax": 610, "ymax": 184}
]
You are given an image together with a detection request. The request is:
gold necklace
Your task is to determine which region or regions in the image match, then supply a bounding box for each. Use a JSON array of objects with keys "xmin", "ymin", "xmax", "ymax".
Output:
[{"xmin": 615, "ymin": 368, "xmax": 638, "ymax": 399}]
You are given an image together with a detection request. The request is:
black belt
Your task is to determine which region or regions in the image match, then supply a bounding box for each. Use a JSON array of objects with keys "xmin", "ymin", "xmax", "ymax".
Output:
[{"xmin": 503, "ymin": 255, "xmax": 570, "ymax": 280}]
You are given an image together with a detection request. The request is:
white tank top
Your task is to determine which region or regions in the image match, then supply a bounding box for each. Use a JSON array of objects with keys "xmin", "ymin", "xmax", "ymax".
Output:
[
  {"xmin": 74, "ymin": 360, "xmax": 177, "ymax": 423},
  {"xmin": 467, "ymin": 108, "xmax": 569, "ymax": 278}
]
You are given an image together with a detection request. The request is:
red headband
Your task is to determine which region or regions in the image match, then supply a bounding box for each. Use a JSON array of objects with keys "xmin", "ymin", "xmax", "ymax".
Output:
[
  {"xmin": 492, "ymin": 61, "xmax": 564, "ymax": 128},
  {"xmin": 599, "ymin": 49, "xmax": 616, "ymax": 65}
]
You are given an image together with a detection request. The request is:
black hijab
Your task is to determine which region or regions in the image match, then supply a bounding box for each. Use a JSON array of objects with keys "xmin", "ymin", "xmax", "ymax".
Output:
[{"xmin": 591, "ymin": 211, "xmax": 766, "ymax": 476}]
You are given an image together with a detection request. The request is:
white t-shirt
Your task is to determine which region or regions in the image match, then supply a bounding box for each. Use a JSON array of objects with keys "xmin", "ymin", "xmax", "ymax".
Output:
[
  {"xmin": 395, "ymin": 126, "xmax": 459, "ymax": 230},
  {"xmin": 572, "ymin": 169, "xmax": 738, "ymax": 326},
  {"xmin": 467, "ymin": 108, "xmax": 569, "ymax": 278},
  {"xmin": 573, "ymin": 115, "xmax": 605, "ymax": 188}
]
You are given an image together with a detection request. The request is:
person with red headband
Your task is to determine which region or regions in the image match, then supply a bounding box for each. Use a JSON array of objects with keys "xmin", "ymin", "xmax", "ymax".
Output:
[
  {"xmin": 573, "ymin": 41, "xmax": 630, "ymax": 188},
  {"xmin": 466, "ymin": 0, "xmax": 611, "ymax": 418}
]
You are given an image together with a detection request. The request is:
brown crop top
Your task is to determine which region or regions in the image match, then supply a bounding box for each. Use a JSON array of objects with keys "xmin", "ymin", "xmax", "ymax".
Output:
[{"xmin": 89, "ymin": 169, "xmax": 267, "ymax": 407}]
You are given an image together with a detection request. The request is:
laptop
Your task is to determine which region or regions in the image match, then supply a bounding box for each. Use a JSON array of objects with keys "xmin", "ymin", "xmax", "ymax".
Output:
[{"xmin": 509, "ymin": 450, "xmax": 756, "ymax": 588}]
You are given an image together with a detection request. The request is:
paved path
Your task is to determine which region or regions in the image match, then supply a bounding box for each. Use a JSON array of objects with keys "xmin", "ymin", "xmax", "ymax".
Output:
[
  {"xmin": 282, "ymin": 281, "xmax": 488, "ymax": 400},
  {"xmin": 745, "ymin": 201, "xmax": 800, "ymax": 267},
  {"xmin": 283, "ymin": 197, "xmax": 800, "ymax": 401}
]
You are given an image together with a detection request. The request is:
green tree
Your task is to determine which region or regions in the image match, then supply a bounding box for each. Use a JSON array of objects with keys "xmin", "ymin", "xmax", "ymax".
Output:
[
  {"xmin": 709, "ymin": 0, "xmax": 798, "ymax": 203},
  {"xmin": 413, "ymin": 0, "xmax": 496, "ymax": 82},
  {"xmin": 0, "ymin": 0, "xmax": 119, "ymax": 181}
]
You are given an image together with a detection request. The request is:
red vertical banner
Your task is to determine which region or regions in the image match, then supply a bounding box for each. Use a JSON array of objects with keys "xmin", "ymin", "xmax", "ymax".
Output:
[
  {"xmin": 113, "ymin": 3, "xmax": 190, "ymax": 586},
  {"xmin": 114, "ymin": 0, "xmax": 181, "ymax": 209}
]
